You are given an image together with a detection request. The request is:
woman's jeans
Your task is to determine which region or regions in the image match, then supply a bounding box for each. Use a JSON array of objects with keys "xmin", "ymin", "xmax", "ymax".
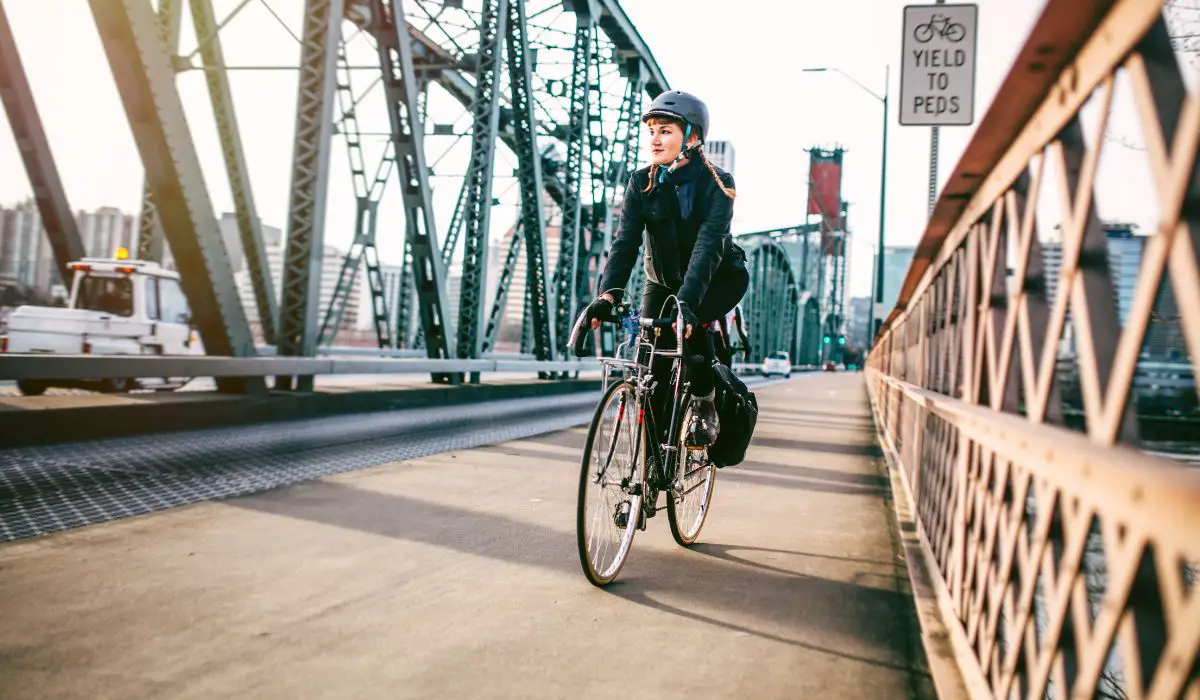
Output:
[{"xmin": 640, "ymin": 265, "xmax": 750, "ymax": 424}]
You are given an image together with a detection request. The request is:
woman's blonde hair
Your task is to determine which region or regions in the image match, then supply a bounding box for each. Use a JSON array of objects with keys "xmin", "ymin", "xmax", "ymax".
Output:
[{"xmin": 642, "ymin": 116, "xmax": 736, "ymax": 199}]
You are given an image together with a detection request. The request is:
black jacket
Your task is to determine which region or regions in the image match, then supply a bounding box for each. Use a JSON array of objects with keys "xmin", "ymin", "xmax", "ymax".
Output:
[{"xmin": 598, "ymin": 159, "xmax": 745, "ymax": 309}]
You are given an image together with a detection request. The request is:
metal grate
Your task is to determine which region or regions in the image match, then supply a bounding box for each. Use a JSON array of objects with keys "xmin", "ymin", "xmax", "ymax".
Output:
[{"xmin": 0, "ymin": 394, "xmax": 597, "ymax": 543}]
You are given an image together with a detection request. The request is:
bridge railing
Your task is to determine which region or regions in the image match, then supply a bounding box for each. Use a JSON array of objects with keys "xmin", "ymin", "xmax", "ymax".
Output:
[{"xmin": 867, "ymin": 0, "xmax": 1200, "ymax": 697}]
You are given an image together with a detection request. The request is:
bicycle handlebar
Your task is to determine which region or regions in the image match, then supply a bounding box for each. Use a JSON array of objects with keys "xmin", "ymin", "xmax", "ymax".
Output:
[
  {"xmin": 640, "ymin": 317, "xmax": 676, "ymax": 330},
  {"xmin": 568, "ymin": 300, "xmax": 685, "ymax": 357}
]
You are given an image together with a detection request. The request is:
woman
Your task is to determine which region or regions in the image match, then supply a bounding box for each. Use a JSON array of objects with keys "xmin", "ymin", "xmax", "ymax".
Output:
[{"xmin": 581, "ymin": 90, "xmax": 749, "ymax": 449}]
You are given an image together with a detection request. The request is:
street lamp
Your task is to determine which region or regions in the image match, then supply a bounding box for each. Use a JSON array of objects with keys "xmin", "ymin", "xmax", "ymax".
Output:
[{"xmin": 801, "ymin": 65, "xmax": 889, "ymax": 347}]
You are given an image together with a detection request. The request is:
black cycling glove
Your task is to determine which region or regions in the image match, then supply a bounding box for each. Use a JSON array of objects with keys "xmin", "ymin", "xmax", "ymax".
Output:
[
  {"xmin": 585, "ymin": 290, "xmax": 624, "ymax": 326},
  {"xmin": 570, "ymin": 291, "xmax": 624, "ymax": 355},
  {"xmin": 676, "ymin": 300, "xmax": 699, "ymax": 331}
]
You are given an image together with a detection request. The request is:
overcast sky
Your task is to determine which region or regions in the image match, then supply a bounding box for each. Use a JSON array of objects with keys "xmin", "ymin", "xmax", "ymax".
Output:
[{"xmin": 0, "ymin": 0, "xmax": 1176, "ymax": 299}]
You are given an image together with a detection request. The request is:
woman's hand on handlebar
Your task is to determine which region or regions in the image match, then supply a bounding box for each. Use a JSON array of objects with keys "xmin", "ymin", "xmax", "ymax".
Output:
[
  {"xmin": 585, "ymin": 291, "xmax": 622, "ymax": 330},
  {"xmin": 677, "ymin": 300, "xmax": 699, "ymax": 339}
]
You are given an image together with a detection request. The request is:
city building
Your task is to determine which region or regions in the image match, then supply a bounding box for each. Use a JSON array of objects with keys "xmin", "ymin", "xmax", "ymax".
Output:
[
  {"xmin": 848, "ymin": 296, "xmax": 871, "ymax": 349},
  {"xmin": 79, "ymin": 207, "xmax": 136, "ymax": 261},
  {"xmin": 0, "ymin": 200, "xmax": 136, "ymax": 296},
  {"xmin": 1041, "ymin": 222, "xmax": 1184, "ymax": 360},
  {"xmin": 235, "ymin": 241, "xmax": 360, "ymax": 342},
  {"xmin": 1104, "ymin": 223, "xmax": 1142, "ymax": 325},
  {"xmin": 497, "ymin": 195, "xmax": 563, "ymax": 343},
  {"xmin": 377, "ymin": 263, "xmax": 404, "ymax": 338},
  {"xmin": 703, "ymin": 140, "xmax": 735, "ymax": 176},
  {"xmin": 218, "ymin": 213, "xmax": 283, "ymax": 274},
  {"xmin": 1041, "ymin": 239, "xmax": 1064, "ymax": 303},
  {"xmin": 0, "ymin": 200, "xmax": 56, "ymax": 293},
  {"xmin": 876, "ymin": 245, "xmax": 916, "ymax": 315},
  {"xmin": 444, "ymin": 266, "xmax": 463, "ymax": 333}
]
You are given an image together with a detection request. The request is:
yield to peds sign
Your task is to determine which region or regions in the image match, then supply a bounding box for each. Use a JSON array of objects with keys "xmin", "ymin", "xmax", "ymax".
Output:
[{"xmin": 900, "ymin": 4, "xmax": 978, "ymax": 126}]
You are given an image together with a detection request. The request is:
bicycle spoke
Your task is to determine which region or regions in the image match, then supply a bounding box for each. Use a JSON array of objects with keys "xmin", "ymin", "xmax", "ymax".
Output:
[
  {"xmin": 577, "ymin": 382, "xmax": 643, "ymax": 585},
  {"xmin": 667, "ymin": 402, "xmax": 716, "ymax": 546}
]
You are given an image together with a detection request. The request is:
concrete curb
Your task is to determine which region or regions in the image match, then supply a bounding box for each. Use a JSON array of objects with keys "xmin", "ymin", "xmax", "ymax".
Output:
[{"xmin": 0, "ymin": 380, "xmax": 603, "ymax": 448}]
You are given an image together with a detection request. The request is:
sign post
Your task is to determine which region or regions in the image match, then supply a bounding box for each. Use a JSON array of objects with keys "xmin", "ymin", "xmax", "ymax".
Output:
[{"xmin": 899, "ymin": 4, "xmax": 978, "ymax": 126}]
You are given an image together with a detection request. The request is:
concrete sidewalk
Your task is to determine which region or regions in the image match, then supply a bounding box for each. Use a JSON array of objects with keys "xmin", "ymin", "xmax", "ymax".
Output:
[{"xmin": 0, "ymin": 373, "xmax": 934, "ymax": 699}]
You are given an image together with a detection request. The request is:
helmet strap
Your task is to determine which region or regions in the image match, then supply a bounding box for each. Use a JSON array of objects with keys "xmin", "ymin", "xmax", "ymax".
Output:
[{"xmin": 660, "ymin": 124, "xmax": 696, "ymax": 182}]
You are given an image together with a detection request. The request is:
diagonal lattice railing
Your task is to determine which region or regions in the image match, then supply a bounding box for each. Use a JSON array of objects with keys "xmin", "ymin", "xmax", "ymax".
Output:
[{"xmin": 867, "ymin": 1, "xmax": 1200, "ymax": 698}]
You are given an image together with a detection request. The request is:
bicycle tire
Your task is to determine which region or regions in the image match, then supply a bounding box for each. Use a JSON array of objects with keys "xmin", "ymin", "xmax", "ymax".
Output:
[
  {"xmin": 576, "ymin": 380, "xmax": 646, "ymax": 586},
  {"xmin": 946, "ymin": 24, "xmax": 966, "ymax": 42},
  {"xmin": 914, "ymin": 23, "xmax": 933, "ymax": 43},
  {"xmin": 667, "ymin": 399, "xmax": 717, "ymax": 547}
]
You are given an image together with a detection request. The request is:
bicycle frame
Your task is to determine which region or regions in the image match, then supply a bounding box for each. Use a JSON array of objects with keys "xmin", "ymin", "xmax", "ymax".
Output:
[
  {"xmin": 602, "ymin": 327, "xmax": 683, "ymax": 496},
  {"xmin": 590, "ymin": 299, "xmax": 732, "ymax": 506}
]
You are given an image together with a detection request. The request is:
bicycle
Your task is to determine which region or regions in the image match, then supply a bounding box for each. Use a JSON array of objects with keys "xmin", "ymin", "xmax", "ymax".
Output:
[
  {"xmin": 913, "ymin": 13, "xmax": 966, "ymax": 43},
  {"xmin": 569, "ymin": 297, "xmax": 725, "ymax": 587}
]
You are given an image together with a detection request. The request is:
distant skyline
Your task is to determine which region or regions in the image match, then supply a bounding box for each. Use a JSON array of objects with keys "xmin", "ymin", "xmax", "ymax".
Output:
[{"xmin": 0, "ymin": 0, "xmax": 1182, "ymax": 301}]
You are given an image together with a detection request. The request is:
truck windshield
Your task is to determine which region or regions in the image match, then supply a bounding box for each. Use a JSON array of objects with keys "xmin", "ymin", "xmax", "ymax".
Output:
[{"xmin": 75, "ymin": 275, "xmax": 134, "ymax": 317}]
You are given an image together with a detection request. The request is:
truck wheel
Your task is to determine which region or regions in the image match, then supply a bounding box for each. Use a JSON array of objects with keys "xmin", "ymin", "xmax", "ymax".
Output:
[
  {"xmin": 17, "ymin": 381, "xmax": 48, "ymax": 396},
  {"xmin": 100, "ymin": 377, "xmax": 137, "ymax": 393}
]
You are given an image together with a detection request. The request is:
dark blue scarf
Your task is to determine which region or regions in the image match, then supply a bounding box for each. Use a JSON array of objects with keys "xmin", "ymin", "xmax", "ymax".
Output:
[{"xmin": 658, "ymin": 156, "xmax": 705, "ymax": 221}]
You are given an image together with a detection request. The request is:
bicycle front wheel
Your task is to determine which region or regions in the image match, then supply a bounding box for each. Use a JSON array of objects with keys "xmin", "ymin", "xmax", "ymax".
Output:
[
  {"xmin": 577, "ymin": 380, "xmax": 646, "ymax": 586},
  {"xmin": 667, "ymin": 400, "xmax": 717, "ymax": 546}
]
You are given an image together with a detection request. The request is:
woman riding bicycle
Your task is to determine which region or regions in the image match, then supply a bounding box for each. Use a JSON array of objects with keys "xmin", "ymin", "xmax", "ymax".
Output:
[{"xmin": 581, "ymin": 90, "xmax": 749, "ymax": 449}]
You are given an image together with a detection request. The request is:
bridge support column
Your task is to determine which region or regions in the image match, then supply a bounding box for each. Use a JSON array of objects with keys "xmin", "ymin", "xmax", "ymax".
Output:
[
  {"xmin": 507, "ymin": 0, "xmax": 555, "ymax": 367},
  {"xmin": 0, "ymin": 3, "xmax": 87, "ymax": 287},
  {"xmin": 371, "ymin": 0, "xmax": 456, "ymax": 384},
  {"xmin": 553, "ymin": 3, "xmax": 596, "ymax": 363},
  {"xmin": 133, "ymin": 0, "xmax": 181, "ymax": 265},
  {"xmin": 455, "ymin": 0, "xmax": 509, "ymax": 383},
  {"xmin": 191, "ymin": 0, "xmax": 279, "ymax": 346},
  {"xmin": 89, "ymin": 0, "xmax": 264, "ymax": 395},
  {"xmin": 276, "ymin": 0, "xmax": 343, "ymax": 391}
]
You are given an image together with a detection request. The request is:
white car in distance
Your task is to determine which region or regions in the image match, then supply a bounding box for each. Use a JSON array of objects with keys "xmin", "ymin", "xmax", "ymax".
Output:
[{"xmin": 762, "ymin": 351, "xmax": 791, "ymax": 378}]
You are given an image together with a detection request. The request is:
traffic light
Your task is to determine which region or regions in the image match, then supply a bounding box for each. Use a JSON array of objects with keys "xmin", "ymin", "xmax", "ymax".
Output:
[
  {"xmin": 837, "ymin": 336, "xmax": 845, "ymax": 345},
  {"xmin": 822, "ymin": 335, "xmax": 831, "ymax": 345}
]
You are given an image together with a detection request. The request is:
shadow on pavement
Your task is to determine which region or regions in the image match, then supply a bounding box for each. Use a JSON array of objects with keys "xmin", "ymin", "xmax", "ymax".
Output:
[
  {"xmin": 689, "ymin": 542, "xmax": 899, "ymax": 573},
  {"xmin": 233, "ymin": 480, "xmax": 922, "ymax": 677},
  {"xmin": 734, "ymin": 460, "xmax": 888, "ymax": 487},
  {"xmin": 754, "ymin": 415, "xmax": 877, "ymax": 432},
  {"xmin": 719, "ymin": 469, "xmax": 888, "ymax": 497},
  {"xmin": 750, "ymin": 435, "xmax": 883, "ymax": 457},
  {"xmin": 605, "ymin": 552, "xmax": 924, "ymax": 677},
  {"xmin": 761, "ymin": 407, "xmax": 872, "ymax": 423}
]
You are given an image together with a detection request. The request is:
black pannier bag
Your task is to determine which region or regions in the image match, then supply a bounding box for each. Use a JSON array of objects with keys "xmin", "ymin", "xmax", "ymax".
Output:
[{"xmin": 708, "ymin": 363, "xmax": 758, "ymax": 467}]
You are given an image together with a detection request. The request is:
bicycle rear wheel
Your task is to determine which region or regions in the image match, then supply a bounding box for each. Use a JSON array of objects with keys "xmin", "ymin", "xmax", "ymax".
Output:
[
  {"xmin": 667, "ymin": 400, "xmax": 717, "ymax": 546},
  {"xmin": 577, "ymin": 380, "xmax": 646, "ymax": 586}
]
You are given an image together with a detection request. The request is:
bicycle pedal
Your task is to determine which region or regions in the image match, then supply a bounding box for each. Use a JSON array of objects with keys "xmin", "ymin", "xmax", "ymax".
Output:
[{"xmin": 613, "ymin": 501, "xmax": 633, "ymax": 529}]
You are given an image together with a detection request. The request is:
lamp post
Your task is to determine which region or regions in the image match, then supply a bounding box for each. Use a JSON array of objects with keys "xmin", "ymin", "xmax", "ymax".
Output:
[{"xmin": 801, "ymin": 65, "xmax": 889, "ymax": 346}]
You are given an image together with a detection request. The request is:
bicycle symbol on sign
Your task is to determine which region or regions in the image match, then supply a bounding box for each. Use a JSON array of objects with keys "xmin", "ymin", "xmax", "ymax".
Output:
[{"xmin": 913, "ymin": 13, "xmax": 966, "ymax": 43}]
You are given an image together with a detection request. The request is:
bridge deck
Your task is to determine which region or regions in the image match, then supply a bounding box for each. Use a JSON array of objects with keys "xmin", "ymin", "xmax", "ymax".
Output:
[{"xmin": 0, "ymin": 374, "xmax": 934, "ymax": 699}]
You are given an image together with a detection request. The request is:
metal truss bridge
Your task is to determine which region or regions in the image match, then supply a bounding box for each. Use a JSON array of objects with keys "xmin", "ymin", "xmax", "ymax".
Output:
[
  {"xmin": 0, "ymin": 1, "xmax": 1198, "ymax": 699},
  {"xmin": 1, "ymin": 0, "xmax": 828, "ymax": 395}
]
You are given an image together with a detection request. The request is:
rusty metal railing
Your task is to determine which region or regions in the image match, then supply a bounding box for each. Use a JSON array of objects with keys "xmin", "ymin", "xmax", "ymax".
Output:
[{"xmin": 867, "ymin": 1, "xmax": 1200, "ymax": 697}]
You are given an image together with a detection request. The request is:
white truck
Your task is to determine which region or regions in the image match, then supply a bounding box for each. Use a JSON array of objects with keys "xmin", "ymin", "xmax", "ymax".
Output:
[{"xmin": 1, "ymin": 250, "xmax": 203, "ymax": 395}]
